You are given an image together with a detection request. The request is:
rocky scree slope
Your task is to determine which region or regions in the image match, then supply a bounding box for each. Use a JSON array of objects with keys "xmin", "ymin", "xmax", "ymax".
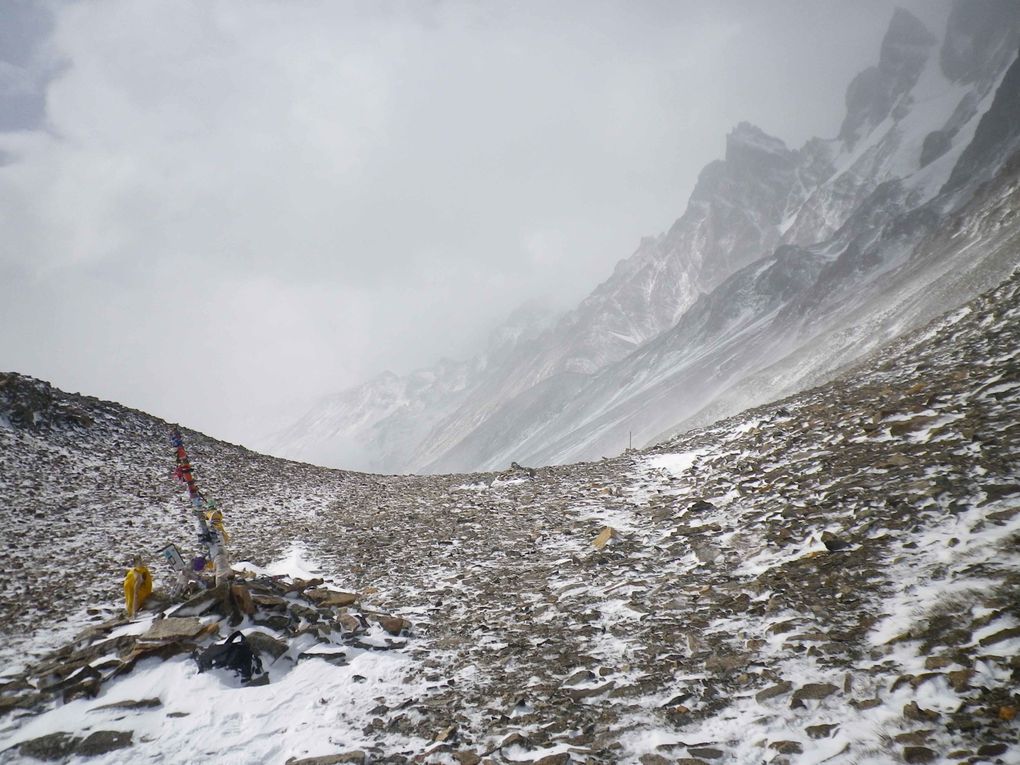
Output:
[
  {"xmin": 268, "ymin": 2, "xmax": 1020, "ymax": 475},
  {"xmin": 2, "ymin": 264, "xmax": 1019, "ymax": 762}
]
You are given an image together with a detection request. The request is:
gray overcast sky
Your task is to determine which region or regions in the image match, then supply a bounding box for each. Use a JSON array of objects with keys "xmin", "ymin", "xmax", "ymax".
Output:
[{"xmin": 1, "ymin": 0, "xmax": 949, "ymax": 444}]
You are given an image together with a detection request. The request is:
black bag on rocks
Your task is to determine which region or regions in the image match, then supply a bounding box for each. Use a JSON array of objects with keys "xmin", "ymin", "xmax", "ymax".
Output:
[{"xmin": 195, "ymin": 631, "xmax": 264, "ymax": 683}]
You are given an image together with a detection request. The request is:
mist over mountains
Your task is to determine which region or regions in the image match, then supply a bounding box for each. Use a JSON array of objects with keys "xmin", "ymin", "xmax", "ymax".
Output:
[{"xmin": 266, "ymin": 1, "xmax": 1020, "ymax": 476}]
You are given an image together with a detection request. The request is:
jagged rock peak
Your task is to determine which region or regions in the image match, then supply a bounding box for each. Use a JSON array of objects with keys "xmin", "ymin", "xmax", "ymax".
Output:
[
  {"xmin": 839, "ymin": 8, "xmax": 935, "ymax": 148},
  {"xmin": 725, "ymin": 122, "xmax": 792, "ymax": 164},
  {"xmin": 940, "ymin": 0, "xmax": 1020, "ymax": 84},
  {"xmin": 880, "ymin": 7, "xmax": 937, "ymax": 72}
]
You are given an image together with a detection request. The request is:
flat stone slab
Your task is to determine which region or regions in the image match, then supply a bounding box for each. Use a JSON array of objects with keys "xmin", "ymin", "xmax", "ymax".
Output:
[{"xmin": 140, "ymin": 617, "xmax": 205, "ymax": 642}]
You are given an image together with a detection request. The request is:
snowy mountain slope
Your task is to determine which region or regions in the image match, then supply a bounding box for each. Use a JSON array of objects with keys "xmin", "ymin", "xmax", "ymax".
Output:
[
  {"xmin": 394, "ymin": 118, "xmax": 816, "ymax": 474},
  {"xmin": 425, "ymin": 40, "xmax": 1020, "ymax": 472},
  {"xmin": 270, "ymin": 3, "xmax": 1020, "ymax": 476},
  {"xmin": 2, "ymin": 261, "xmax": 1019, "ymax": 763},
  {"xmin": 666, "ymin": 147, "xmax": 1020, "ymax": 442}
]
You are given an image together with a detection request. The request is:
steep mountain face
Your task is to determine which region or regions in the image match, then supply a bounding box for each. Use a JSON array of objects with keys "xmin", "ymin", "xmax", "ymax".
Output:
[
  {"xmin": 2, "ymin": 265, "xmax": 1019, "ymax": 762},
  {"xmin": 271, "ymin": 2, "xmax": 1020, "ymax": 475}
]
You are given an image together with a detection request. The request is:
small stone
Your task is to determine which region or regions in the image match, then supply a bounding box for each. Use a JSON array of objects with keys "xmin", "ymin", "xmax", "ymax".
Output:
[
  {"xmin": 903, "ymin": 701, "xmax": 939, "ymax": 722},
  {"xmin": 688, "ymin": 747, "xmax": 723, "ymax": 759},
  {"xmin": 593, "ymin": 527, "xmax": 618, "ymax": 550},
  {"xmin": 453, "ymin": 751, "xmax": 482, "ymax": 765},
  {"xmin": 923, "ymin": 656, "xmax": 951, "ymax": 670},
  {"xmin": 755, "ymin": 681, "xmax": 793, "ymax": 703},
  {"xmin": 902, "ymin": 746, "xmax": 936, "ymax": 764},
  {"xmin": 639, "ymin": 755, "xmax": 671, "ymax": 765},
  {"xmin": 75, "ymin": 730, "xmax": 133, "ymax": 756},
  {"xmin": 245, "ymin": 631, "xmax": 289, "ymax": 659},
  {"xmin": 563, "ymin": 681, "xmax": 615, "ymax": 701},
  {"xmin": 978, "ymin": 625, "xmax": 1020, "ymax": 646},
  {"xmin": 435, "ymin": 725, "xmax": 458, "ymax": 743},
  {"xmin": 500, "ymin": 733, "xmax": 533, "ymax": 750},
  {"xmin": 790, "ymin": 683, "xmax": 838, "ymax": 707},
  {"xmin": 946, "ymin": 669, "xmax": 974, "ymax": 692},
  {"xmin": 688, "ymin": 500, "xmax": 715, "ymax": 513},
  {"xmin": 821, "ymin": 531, "xmax": 850, "ymax": 551},
  {"xmin": 336, "ymin": 613, "xmax": 366, "ymax": 634},
  {"xmin": 704, "ymin": 653, "xmax": 747, "ymax": 673},
  {"xmin": 851, "ymin": 697, "xmax": 882, "ymax": 710},
  {"xmin": 769, "ymin": 741, "xmax": 803, "ymax": 755},
  {"xmin": 562, "ymin": 669, "xmax": 597, "ymax": 687},
  {"xmin": 805, "ymin": 724, "xmax": 838, "ymax": 739},
  {"xmin": 305, "ymin": 590, "xmax": 359, "ymax": 608},
  {"xmin": 286, "ymin": 752, "xmax": 366, "ymax": 765},
  {"xmin": 376, "ymin": 615, "xmax": 410, "ymax": 636},
  {"xmin": 978, "ymin": 743, "xmax": 1008, "ymax": 756},
  {"xmin": 532, "ymin": 755, "xmax": 570, "ymax": 765}
]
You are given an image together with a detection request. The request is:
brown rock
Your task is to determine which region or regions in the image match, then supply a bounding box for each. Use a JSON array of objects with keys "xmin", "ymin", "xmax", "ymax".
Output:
[
  {"xmin": 284, "ymin": 577, "xmax": 325, "ymax": 593},
  {"xmin": 593, "ymin": 527, "xmax": 618, "ymax": 550},
  {"xmin": 946, "ymin": 669, "xmax": 974, "ymax": 692},
  {"xmin": 903, "ymin": 701, "xmax": 939, "ymax": 722},
  {"xmin": 286, "ymin": 752, "xmax": 366, "ymax": 765},
  {"xmin": 790, "ymin": 683, "xmax": 838, "ymax": 707},
  {"xmin": 563, "ymin": 681, "xmax": 615, "ymax": 701},
  {"xmin": 769, "ymin": 741, "xmax": 803, "ymax": 755},
  {"xmin": 245, "ymin": 631, "xmax": 289, "ymax": 659},
  {"xmin": 376, "ymin": 615, "xmax": 410, "ymax": 636},
  {"xmin": 978, "ymin": 743, "xmax": 1008, "ymax": 757},
  {"xmin": 755, "ymin": 681, "xmax": 793, "ymax": 703},
  {"xmin": 883, "ymin": 454, "xmax": 911, "ymax": 467},
  {"xmin": 704, "ymin": 653, "xmax": 747, "ymax": 673},
  {"xmin": 978, "ymin": 625, "xmax": 1020, "ymax": 646},
  {"xmin": 851, "ymin": 697, "xmax": 882, "ymax": 710},
  {"xmin": 688, "ymin": 747, "xmax": 723, "ymax": 759},
  {"xmin": 902, "ymin": 746, "xmax": 936, "ymax": 764},
  {"xmin": 533, "ymin": 755, "xmax": 570, "ymax": 765},
  {"xmin": 230, "ymin": 584, "xmax": 256, "ymax": 615},
  {"xmin": 140, "ymin": 617, "xmax": 205, "ymax": 642},
  {"xmin": 454, "ymin": 752, "xmax": 482, "ymax": 765},
  {"xmin": 305, "ymin": 590, "xmax": 359, "ymax": 608},
  {"xmin": 336, "ymin": 613, "xmax": 366, "ymax": 634}
]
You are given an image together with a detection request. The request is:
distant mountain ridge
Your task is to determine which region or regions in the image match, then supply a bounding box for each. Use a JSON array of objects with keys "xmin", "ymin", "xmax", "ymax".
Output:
[{"xmin": 269, "ymin": 1, "xmax": 1020, "ymax": 473}]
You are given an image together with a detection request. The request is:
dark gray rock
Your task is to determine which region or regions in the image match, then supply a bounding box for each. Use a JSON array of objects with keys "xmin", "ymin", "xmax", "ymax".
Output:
[{"xmin": 75, "ymin": 730, "xmax": 133, "ymax": 756}]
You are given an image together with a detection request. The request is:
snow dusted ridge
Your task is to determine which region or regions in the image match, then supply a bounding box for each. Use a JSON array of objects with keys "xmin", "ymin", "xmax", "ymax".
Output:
[
  {"xmin": 267, "ymin": 2, "xmax": 1020, "ymax": 476},
  {"xmin": 2, "ymin": 262, "xmax": 1020, "ymax": 761}
]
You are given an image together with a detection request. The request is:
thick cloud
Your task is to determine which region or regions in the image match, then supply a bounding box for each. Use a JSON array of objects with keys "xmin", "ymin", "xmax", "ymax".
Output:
[{"xmin": 0, "ymin": 0, "xmax": 949, "ymax": 443}]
